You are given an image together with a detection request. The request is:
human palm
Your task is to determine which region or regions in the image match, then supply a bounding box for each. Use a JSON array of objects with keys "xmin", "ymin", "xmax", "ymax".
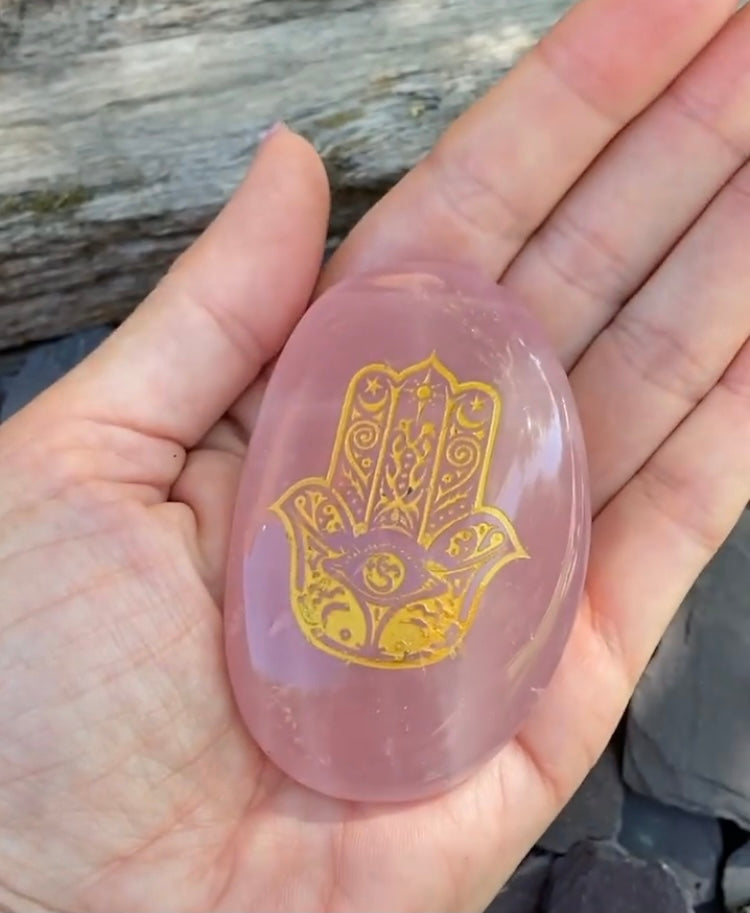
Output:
[{"xmin": 1, "ymin": 0, "xmax": 749, "ymax": 910}]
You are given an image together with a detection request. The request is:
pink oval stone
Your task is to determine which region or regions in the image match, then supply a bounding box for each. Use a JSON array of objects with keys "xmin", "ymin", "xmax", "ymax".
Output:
[{"xmin": 225, "ymin": 263, "xmax": 590, "ymax": 802}]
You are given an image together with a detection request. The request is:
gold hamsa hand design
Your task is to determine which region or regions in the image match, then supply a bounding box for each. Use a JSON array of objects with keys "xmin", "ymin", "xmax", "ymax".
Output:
[{"xmin": 271, "ymin": 353, "xmax": 528, "ymax": 668}]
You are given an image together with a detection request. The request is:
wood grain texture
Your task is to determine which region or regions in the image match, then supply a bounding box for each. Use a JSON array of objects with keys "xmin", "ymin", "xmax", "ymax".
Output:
[{"xmin": 0, "ymin": 0, "xmax": 571, "ymax": 350}]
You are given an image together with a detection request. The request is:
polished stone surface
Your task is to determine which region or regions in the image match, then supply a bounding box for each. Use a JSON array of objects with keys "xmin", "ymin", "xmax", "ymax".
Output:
[{"xmin": 225, "ymin": 264, "xmax": 590, "ymax": 802}]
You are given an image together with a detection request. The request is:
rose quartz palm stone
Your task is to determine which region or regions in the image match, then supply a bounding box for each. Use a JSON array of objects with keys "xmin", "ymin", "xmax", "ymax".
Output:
[{"xmin": 225, "ymin": 263, "xmax": 590, "ymax": 803}]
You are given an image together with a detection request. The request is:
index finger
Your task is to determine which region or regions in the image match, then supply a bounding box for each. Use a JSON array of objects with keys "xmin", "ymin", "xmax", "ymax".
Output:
[{"xmin": 324, "ymin": 0, "xmax": 735, "ymax": 288}]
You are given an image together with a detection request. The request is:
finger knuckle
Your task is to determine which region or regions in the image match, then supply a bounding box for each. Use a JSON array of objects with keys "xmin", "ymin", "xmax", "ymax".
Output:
[
  {"xmin": 607, "ymin": 311, "xmax": 709, "ymax": 406},
  {"xmin": 425, "ymin": 142, "xmax": 534, "ymax": 255},
  {"xmin": 636, "ymin": 457, "xmax": 730, "ymax": 557}
]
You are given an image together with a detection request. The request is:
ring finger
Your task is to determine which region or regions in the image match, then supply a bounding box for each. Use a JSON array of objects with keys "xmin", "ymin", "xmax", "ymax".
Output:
[{"xmin": 571, "ymin": 156, "xmax": 750, "ymax": 512}]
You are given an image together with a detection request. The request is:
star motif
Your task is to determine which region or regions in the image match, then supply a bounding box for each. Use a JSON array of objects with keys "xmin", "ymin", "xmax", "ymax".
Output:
[
  {"xmin": 365, "ymin": 377, "xmax": 382, "ymax": 394},
  {"xmin": 470, "ymin": 394, "xmax": 485, "ymax": 412}
]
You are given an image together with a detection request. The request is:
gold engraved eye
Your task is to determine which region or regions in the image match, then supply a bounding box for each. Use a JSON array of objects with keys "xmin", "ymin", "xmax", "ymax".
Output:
[{"xmin": 361, "ymin": 552, "xmax": 406, "ymax": 596}]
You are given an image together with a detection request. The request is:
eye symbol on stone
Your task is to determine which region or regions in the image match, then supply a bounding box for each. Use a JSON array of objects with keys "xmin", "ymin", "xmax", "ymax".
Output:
[{"xmin": 361, "ymin": 552, "xmax": 406, "ymax": 595}]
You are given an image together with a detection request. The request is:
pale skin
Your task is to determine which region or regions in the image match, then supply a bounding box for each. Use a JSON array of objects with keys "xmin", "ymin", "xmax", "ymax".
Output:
[{"xmin": 1, "ymin": 0, "xmax": 749, "ymax": 908}]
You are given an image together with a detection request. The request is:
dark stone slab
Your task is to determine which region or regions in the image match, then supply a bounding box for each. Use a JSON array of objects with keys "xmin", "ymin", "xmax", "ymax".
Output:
[
  {"xmin": 484, "ymin": 852, "xmax": 553, "ymax": 913},
  {"xmin": 724, "ymin": 840, "xmax": 750, "ymax": 913},
  {"xmin": 0, "ymin": 326, "xmax": 112, "ymax": 421},
  {"xmin": 538, "ymin": 744, "xmax": 623, "ymax": 854},
  {"xmin": 623, "ymin": 510, "xmax": 750, "ymax": 827},
  {"xmin": 543, "ymin": 841, "xmax": 691, "ymax": 913},
  {"xmin": 618, "ymin": 790, "xmax": 721, "ymax": 905}
]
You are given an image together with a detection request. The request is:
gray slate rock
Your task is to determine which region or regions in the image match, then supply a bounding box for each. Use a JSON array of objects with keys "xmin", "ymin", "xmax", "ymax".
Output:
[
  {"xmin": 724, "ymin": 841, "xmax": 750, "ymax": 913},
  {"xmin": 485, "ymin": 852, "xmax": 552, "ymax": 913},
  {"xmin": 543, "ymin": 841, "xmax": 691, "ymax": 913},
  {"xmin": 538, "ymin": 744, "xmax": 623, "ymax": 853},
  {"xmin": 623, "ymin": 509, "xmax": 750, "ymax": 827},
  {"xmin": 618, "ymin": 790, "xmax": 721, "ymax": 905},
  {"xmin": 0, "ymin": 326, "xmax": 112, "ymax": 421}
]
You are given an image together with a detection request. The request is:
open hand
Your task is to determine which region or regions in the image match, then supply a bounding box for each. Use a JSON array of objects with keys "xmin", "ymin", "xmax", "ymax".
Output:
[{"xmin": 0, "ymin": 0, "xmax": 748, "ymax": 909}]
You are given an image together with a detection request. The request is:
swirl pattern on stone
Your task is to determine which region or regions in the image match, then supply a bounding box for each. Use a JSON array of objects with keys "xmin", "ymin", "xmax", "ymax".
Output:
[{"xmin": 272, "ymin": 354, "xmax": 528, "ymax": 668}]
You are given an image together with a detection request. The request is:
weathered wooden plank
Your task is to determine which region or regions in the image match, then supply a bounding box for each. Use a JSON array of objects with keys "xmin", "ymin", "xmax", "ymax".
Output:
[{"xmin": 0, "ymin": 0, "xmax": 571, "ymax": 350}]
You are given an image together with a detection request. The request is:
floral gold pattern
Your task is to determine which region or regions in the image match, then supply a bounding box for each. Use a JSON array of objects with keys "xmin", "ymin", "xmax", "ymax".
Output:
[{"xmin": 271, "ymin": 354, "xmax": 528, "ymax": 668}]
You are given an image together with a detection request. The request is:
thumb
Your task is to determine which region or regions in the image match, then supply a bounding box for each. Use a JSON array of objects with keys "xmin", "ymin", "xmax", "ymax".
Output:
[{"xmin": 22, "ymin": 125, "xmax": 330, "ymax": 461}]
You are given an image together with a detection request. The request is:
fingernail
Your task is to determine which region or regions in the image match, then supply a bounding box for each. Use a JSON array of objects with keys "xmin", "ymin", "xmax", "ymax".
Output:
[{"xmin": 259, "ymin": 121, "xmax": 286, "ymax": 146}]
